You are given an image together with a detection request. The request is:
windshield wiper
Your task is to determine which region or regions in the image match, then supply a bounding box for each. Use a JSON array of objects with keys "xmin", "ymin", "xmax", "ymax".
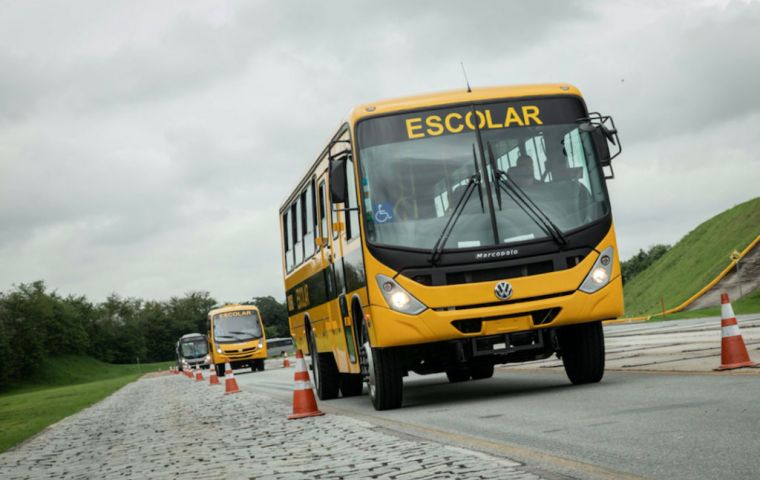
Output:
[
  {"xmin": 486, "ymin": 142, "xmax": 567, "ymax": 247},
  {"xmin": 429, "ymin": 164, "xmax": 481, "ymax": 265}
]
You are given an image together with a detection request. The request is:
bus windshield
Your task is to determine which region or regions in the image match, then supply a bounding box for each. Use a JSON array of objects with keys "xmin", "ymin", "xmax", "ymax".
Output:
[
  {"xmin": 180, "ymin": 339, "xmax": 207, "ymax": 358},
  {"xmin": 356, "ymin": 98, "xmax": 610, "ymax": 252},
  {"xmin": 213, "ymin": 310, "xmax": 263, "ymax": 343}
]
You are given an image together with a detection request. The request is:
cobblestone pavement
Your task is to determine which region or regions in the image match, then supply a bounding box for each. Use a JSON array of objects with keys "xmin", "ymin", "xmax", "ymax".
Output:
[{"xmin": 0, "ymin": 374, "xmax": 547, "ymax": 479}]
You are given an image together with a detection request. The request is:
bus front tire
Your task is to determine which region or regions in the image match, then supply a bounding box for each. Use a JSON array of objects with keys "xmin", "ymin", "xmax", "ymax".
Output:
[
  {"xmin": 215, "ymin": 363, "xmax": 224, "ymax": 377},
  {"xmin": 251, "ymin": 359, "xmax": 265, "ymax": 372},
  {"xmin": 340, "ymin": 373, "xmax": 363, "ymax": 397},
  {"xmin": 358, "ymin": 317, "xmax": 402, "ymax": 410},
  {"xmin": 367, "ymin": 347, "xmax": 403, "ymax": 410},
  {"xmin": 558, "ymin": 321, "xmax": 605, "ymax": 385},
  {"xmin": 470, "ymin": 364, "xmax": 494, "ymax": 380},
  {"xmin": 308, "ymin": 327, "xmax": 340, "ymax": 400},
  {"xmin": 445, "ymin": 368, "xmax": 470, "ymax": 383}
]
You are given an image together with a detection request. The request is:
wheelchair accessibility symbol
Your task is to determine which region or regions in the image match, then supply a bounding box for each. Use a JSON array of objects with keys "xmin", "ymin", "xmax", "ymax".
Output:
[{"xmin": 375, "ymin": 203, "xmax": 393, "ymax": 223}]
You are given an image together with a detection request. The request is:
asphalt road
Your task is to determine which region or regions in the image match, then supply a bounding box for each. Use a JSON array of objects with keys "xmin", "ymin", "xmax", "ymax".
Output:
[
  {"xmin": 239, "ymin": 319, "xmax": 760, "ymax": 480},
  {"xmin": 237, "ymin": 366, "xmax": 759, "ymax": 479}
]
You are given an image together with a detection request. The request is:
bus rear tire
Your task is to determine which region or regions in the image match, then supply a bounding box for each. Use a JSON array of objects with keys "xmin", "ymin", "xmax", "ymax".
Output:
[
  {"xmin": 558, "ymin": 321, "xmax": 605, "ymax": 385},
  {"xmin": 308, "ymin": 327, "xmax": 340, "ymax": 400},
  {"xmin": 340, "ymin": 373, "xmax": 363, "ymax": 397}
]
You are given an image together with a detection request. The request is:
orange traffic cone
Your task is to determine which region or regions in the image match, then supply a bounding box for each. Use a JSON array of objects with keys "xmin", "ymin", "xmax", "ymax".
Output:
[
  {"xmin": 195, "ymin": 366, "xmax": 204, "ymax": 382},
  {"xmin": 716, "ymin": 293, "xmax": 758, "ymax": 371},
  {"xmin": 283, "ymin": 353, "xmax": 291, "ymax": 368},
  {"xmin": 209, "ymin": 364, "xmax": 220, "ymax": 385},
  {"xmin": 288, "ymin": 350, "xmax": 324, "ymax": 420},
  {"xmin": 224, "ymin": 362, "xmax": 240, "ymax": 394}
]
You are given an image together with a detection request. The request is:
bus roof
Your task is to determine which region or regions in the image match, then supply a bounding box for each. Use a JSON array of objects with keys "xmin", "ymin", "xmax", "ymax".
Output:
[
  {"xmin": 180, "ymin": 333, "xmax": 204, "ymax": 341},
  {"xmin": 208, "ymin": 304, "xmax": 261, "ymax": 318},
  {"xmin": 278, "ymin": 83, "xmax": 583, "ymax": 212},
  {"xmin": 348, "ymin": 83, "xmax": 582, "ymax": 123}
]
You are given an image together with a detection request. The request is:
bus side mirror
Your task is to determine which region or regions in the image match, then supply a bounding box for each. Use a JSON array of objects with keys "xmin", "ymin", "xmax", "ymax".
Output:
[
  {"xmin": 579, "ymin": 114, "xmax": 621, "ymax": 167},
  {"xmin": 588, "ymin": 125, "xmax": 612, "ymax": 166},
  {"xmin": 330, "ymin": 156, "xmax": 347, "ymax": 204}
]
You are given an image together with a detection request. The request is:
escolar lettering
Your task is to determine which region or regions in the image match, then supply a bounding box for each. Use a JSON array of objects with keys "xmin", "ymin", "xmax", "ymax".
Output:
[
  {"xmin": 406, "ymin": 106, "xmax": 542, "ymax": 140},
  {"xmin": 217, "ymin": 310, "xmax": 253, "ymax": 318}
]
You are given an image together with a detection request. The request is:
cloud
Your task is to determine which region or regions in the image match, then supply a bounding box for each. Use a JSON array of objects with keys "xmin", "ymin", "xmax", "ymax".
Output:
[{"xmin": 0, "ymin": 0, "xmax": 758, "ymax": 302}]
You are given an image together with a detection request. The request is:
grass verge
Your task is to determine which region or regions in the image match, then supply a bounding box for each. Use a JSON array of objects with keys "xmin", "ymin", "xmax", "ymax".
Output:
[
  {"xmin": 647, "ymin": 287, "xmax": 760, "ymax": 321},
  {"xmin": 0, "ymin": 356, "xmax": 171, "ymax": 453},
  {"xmin": 624, "ymin": 197, "xmax": 760, "ymax": 316}
]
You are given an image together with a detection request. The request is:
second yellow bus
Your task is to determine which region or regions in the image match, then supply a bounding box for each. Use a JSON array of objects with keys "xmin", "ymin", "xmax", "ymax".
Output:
[{"xmin": 207, "ymin": 304, "xmax": 268, "ymax": 376}]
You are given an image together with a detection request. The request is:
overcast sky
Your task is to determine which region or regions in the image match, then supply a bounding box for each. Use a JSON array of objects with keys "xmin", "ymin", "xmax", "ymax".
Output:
[{"xmin": 1, "ymin": 0, "xmax": 758, "ymax": 302}]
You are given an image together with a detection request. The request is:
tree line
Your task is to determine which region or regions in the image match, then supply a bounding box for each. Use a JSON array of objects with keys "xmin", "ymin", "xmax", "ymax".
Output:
[
  {"xmin": 621, "ymin": 244, "xmax": 671, "ymax": 284},
  {"xmin": 0, "ymin": 281, "xmax": 289, "ymax": 391}
]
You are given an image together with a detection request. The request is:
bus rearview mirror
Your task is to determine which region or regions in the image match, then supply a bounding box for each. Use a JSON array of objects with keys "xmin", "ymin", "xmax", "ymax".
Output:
[
  {"xmin": 581, "ymin": 122, "xmax": 612, "ymax": 166},
  {"xmin": 330, "ymin": 157, "xmax": 347, "ymax": 204}
]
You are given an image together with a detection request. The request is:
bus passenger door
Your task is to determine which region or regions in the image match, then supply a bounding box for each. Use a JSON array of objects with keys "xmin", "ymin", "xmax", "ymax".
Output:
[
  {"xmin": 330, "ymin": 139, "xmax": 365, "ymax": 372},
  {"xmin": 318, "ymin": 172, "xmax": 351, "ymax": 371}
]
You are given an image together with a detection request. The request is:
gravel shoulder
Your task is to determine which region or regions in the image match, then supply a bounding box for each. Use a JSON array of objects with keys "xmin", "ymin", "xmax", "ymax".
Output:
[{"xmin": 0, "ymin": 373, "xmax": 547, "ymax": 479}]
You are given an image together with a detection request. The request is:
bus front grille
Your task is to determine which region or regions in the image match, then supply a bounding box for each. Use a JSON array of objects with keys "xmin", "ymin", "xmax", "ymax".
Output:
[{"xmin": 404, "ymin": 249, "xmax": 591, "ymax": 287}]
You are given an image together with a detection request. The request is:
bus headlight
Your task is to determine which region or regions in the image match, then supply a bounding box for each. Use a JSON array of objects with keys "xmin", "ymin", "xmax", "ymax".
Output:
[
  {"xmin": 376, "ymin": 274, "xmax": 427, "ymax": 315},
  {"xmin": 216, "ymin": 345, "xmax": 222, "ymax": 354},
  {"xmin": 204, "ymin": 355, "xmax": 211, "ymax": 363},
  {"xmin": 579, "ymin": 247, "xmax": 614, "ymax": 293}
]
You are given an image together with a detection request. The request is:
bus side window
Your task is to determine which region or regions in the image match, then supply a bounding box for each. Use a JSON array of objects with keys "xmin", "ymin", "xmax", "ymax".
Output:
[
  {"xmin": 303, "ymin": 184, "xmax": 315, "ymax": 259},
  {"xmin": 284, "ymin": 210, "xmax": 293, "ymax": 272},
  {"xmin": 318, "ymin": 180, "xmax": 328, "ymax": 243},
  {"xmin": 310, "ymin": 179, "xmax": 317, "ymax": 249},
  {"xmin": 291, "ymin": 203, "xmax": 301, "ymax": 266}
]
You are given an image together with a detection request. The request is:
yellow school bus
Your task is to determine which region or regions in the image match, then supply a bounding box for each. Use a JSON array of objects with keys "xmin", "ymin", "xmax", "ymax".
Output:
[
  {"xmin": 207, "ymin": 304, "xmax": 268, "ymax": 376},
  {"xmin": 279, "ymin": 84, "xmax": 623, "ymax": 410}
]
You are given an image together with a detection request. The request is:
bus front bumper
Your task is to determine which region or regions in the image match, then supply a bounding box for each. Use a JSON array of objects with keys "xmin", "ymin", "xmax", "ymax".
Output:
[{"xmin": 369, "ymin": 277, "xmax": 623, "ymax": 348}]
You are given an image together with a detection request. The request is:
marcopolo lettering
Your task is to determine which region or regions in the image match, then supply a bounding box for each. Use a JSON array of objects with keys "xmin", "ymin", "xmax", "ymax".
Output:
[
  {"xmin": 405, "ymin": 106, "xmax": 542, "ymax": 140},
  {"xmin": 475, "ymin": 249, "xmax": 519, "ymax": 260}
]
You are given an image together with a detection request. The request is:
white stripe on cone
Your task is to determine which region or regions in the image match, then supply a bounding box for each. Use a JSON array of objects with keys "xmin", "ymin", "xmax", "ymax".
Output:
[
  {"xmin": 225, "ymin": 362, "xmax": 234, "ymax": 377},
  {"xmin": 293, "ymin": 380, "xmax": 313, "ymax": 391},
  {"xmin": 723, "ymin": 325, "xmax": 741, "ymax": 338},
  {"xmin": 295, "ymin": 356, "xmax": 308, "ymax": 373},
  {"xmin": 721, "ymin": 302, "xmax": 735, "ymax": 320}
]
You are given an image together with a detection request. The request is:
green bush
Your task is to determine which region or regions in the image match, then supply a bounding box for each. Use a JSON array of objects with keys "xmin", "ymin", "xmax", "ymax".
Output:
[{"xmin": 0, "ymin": 281, "xmax": 289, "ymax": 390}]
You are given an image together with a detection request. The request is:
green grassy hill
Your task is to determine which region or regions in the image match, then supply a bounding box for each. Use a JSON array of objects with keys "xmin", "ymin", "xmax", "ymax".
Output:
[
  {"xmin": 624, "ymin": 197, "xmax": 760, "ymax": 316},
  {"xmin": 0, "ymin": 356, "xmax": 170, "ymax": 452}
]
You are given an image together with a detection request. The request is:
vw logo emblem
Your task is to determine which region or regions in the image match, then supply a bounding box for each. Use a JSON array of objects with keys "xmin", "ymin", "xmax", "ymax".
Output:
[{"xmin": 494, "ymin": 281, "xmax": 513, "ymax": 300}]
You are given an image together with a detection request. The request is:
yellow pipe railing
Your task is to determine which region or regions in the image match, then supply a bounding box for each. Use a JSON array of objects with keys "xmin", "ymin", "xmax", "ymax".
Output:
[{"xmin": 606, "ymin": 234, "xmax": 760, "ymax": 324}]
